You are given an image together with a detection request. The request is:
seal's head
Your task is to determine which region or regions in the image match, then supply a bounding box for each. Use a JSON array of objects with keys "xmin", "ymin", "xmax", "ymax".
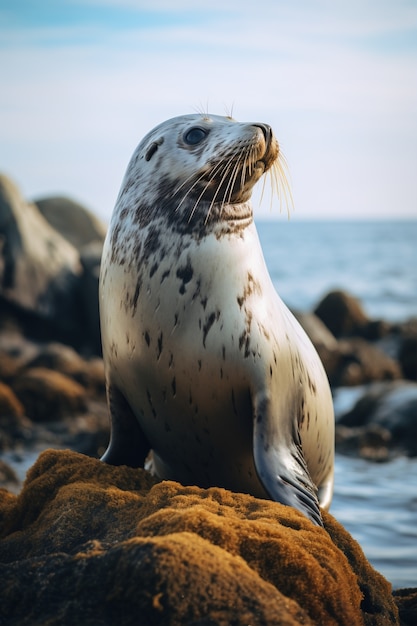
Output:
[{"xmin": 114, "ymin": 114, "xmax": 289, "ymax": 230}]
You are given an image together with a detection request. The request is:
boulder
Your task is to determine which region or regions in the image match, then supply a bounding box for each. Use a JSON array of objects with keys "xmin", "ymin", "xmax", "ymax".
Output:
[
  {"xmin": 292, "ymin": 309, "xmax": 341, "ymax": 376},
  {"xmin": 314, "ymin": 290, "xmax": 390, "ymax": 340},
  {"xmin": 12, "ymin": 367, "xmax": 88, "ymax": 422},
  {"xmin": 78, "ymin": 241, "xmax": 104, "ymax": 355},
  {"xmin": 0, "ymin": 382, "xmax": 36, "ymax": 452},
  {"xmin": 0, "ymin": 174, "xmax": 82, "ymax": 339},
  {"xmin": 398, "ymin": 335, "xmax": 417, "ymax": 381},
  {"xmin": 0, "ymin": 175, "xmax": 104, "ymax": 354},
  {"xmin": 314, "ymin": 290, "xmax": 370, "ymax": 337},
  {"xmin": 0, "ymin": 449, "xmax": 400, "ymax": 626},
  {"xmin": 34, "ymin": 195, "xmax": 107, "ymax": 250},
  {"xmin": 393, "ymin": 587, "xmax": 417, "ymax": 626},
  {"xmin": 0, "ymin": 460, "xmax": 19, "ymax": 491},
  {"xmin": 377, "ymin": 318, "xmax": 417, "ymax": 382},
  {"xmin": 337, "ymin": 381, "xmax": 417, "ymax": 457},
  {"xmin": 330, "ymin": 339, "xmax": 401, "ymax": 387},
  {"xmin": 22, "ymin": 342, "xmax": 105, "ymax": 395}
]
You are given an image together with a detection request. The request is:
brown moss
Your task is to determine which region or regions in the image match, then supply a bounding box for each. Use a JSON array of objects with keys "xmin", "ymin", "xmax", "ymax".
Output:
[
  {"xmin": 13, "ymin": 367, "xmax": 88, "ymax": 421},
  {"xmin": 0, "ymin": 450, "xmax": 401, "ymax": 626}
]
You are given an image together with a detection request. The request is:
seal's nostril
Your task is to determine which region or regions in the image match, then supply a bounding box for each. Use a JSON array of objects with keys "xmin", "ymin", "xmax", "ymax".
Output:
[{"xmin": 252, "ymin": 123, "xmax": 272, "ymax": 143}]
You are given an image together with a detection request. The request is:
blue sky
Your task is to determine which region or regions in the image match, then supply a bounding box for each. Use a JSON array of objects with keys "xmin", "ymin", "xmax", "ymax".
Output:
[{"xmin": 0, "ymin": 0, "xmax": 416, "ymax": 221}]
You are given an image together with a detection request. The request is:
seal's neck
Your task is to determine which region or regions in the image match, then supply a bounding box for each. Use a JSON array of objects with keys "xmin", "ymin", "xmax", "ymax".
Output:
[{"xmin": 172, "ymin": 199, "xmax": 254, "ymax": 239}]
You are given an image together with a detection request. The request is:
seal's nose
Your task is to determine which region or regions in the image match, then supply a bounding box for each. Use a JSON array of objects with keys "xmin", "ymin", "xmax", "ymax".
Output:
[{"xmin": 252, "ymin": 123, "xmax": 272, "ymax": 145}]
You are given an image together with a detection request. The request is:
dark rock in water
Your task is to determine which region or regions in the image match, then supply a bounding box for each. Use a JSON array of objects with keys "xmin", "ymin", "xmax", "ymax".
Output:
[
  {"xmin": 314, "ymin": 290, "xmax": 390, "ymax": 340},
  {"xmin": 377, "ymin": 319, "xmax": 417, "ymax": 382},
  {"xmin": 335, "ymin": 424, "xmax": 392, "ymax": 461},
  {"xmin": 330, "ymin": 339, "xmax": 401, "ymax": 387},
  {"xmin": 315, "ymin": 290, "xmax": 370, "ymax": 337},
  {"xmin": 296, "ymin": 300, "xmax": 401, "ymax": 387},
  {"xmin": 0, "ymin": 450, "xmax": 401, "ymax": 626},
  {"xmin": 34, "ymin": 195, "xmax": 107, "ymax": 250},
  {"xmin": 393, "ymin": 587, "xmax": 417, "ymax": 626},
  {"xmin": 398, "ymin": 334, "xmax": 417, "ymax": 381},
  {"xmin": 337, "ymin": 381, "xmax": 417, "ymax": 457}
]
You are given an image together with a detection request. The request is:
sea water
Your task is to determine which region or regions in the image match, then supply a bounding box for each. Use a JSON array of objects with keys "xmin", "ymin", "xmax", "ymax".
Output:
[{"xmin": 257, "ymin": 218, "xmax": 417, "ymax": 588}]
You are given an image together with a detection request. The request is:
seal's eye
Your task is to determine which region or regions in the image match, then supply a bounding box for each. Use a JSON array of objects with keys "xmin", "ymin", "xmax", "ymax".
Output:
[{"xmin": 184, "ymin": 127, "xmax": 208, "ymax": 146}]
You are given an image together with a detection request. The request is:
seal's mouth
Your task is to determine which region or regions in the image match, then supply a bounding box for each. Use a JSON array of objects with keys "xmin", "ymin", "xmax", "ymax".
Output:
[{"xmin": 173, "ymin": 121, "xmax": 292, "ymax": 224}]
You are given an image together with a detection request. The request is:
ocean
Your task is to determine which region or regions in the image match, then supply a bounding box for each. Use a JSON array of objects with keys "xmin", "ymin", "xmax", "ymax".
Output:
[{"xmin": 256, "ymin": 218, "xmax": 417, "ymax": 589}]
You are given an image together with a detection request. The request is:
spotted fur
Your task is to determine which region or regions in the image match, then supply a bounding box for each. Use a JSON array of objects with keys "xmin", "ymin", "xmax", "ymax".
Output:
[{"xmin": 99, "ymin": 114, "xmax": 334, "ymax": 526}]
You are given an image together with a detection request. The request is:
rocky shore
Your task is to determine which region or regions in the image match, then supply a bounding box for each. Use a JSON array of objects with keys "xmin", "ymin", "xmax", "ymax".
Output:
[{"xmin": 1, "ymin": 174, "xmax": 416, "ymax": 625}]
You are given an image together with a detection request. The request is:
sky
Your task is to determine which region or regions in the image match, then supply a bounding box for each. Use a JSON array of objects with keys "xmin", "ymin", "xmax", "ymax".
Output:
[{"xmin": 0, "ymin": 0, "xmax": 416, "ymax": 222}]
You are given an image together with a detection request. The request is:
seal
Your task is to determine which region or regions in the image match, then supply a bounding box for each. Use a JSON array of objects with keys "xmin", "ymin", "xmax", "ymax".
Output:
[{"xmin": 99, "ymin": 113, "xmax": 334, "ymax": 526}]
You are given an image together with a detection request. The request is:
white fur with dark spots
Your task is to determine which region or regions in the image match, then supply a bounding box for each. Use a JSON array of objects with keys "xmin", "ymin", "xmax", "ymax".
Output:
[{"xmin": 99, "ymin": 114, "xmax": 334, "ymax": 526}]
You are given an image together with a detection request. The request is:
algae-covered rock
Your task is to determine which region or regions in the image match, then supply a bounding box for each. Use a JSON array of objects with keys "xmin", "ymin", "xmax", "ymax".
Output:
[{"xmin": 0, "ymin": 450, "xmax": 400, "ymax": 626}]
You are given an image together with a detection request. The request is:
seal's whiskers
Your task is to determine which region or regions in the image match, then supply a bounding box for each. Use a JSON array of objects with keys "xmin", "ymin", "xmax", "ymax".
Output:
[
  {"xmin": 205, "ymin": 152, "xmax": 240, "ymax": 223},
  {"xmin": 274, "ymin": 153, "xmax": 294, "ymax": 218},
  {"xmin": 187, "ymin": 159, "xmax": 229, "ymax": 223},
  {"xmin": 220, "ymin": 143, "xmax": 250, "ymax": 211}
]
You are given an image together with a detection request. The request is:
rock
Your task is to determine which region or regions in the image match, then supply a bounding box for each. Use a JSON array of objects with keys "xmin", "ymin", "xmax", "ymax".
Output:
[
  {"xmin": 23, "ymin": 342, "xmax": 105, "ymax": 395},
  {"xmin": 0, "ymin": 175, "xmax": 105, "ymax": 354},
  {"xmin": 34, "ymin": 195, "xmax": 107, "ymax": 250},
  {"xmin": 0, "ymin": 381, "xmax": 24, "ymax": 418},
  {"xmin": 314, "ymin": 290, "xmax": 390, "ymax": 340},
  {"xmin": 0, "ymin": 348, "xmax": 23, "ymax": 382},
  {"xmin": 0, "ymin": 460, "xmax": 19, "ymax": 491},
  {"xmin": 0, "ymin": 449, "xmax": 400, "ymax": 626},
  {"xmin": 337, "ymin": 381, "xmax": 417, "ymax": 457},
  {"xmin": 12, "ymin": 367, "xmax": 88, "ymax": 422},
  {"xmin": 0, "ymin": 174, "xmax": 83, "ymax": 341},
  {"xmin": 292, "ymin": 310, "xmax": 339, "ymax": 350},
  {"xmin": 393, "ymin": 587, "xmax": 417, "ymax": 626},
  {"xmin": 315, "ymin": 290, "xmax": 370, "ymax": 337},
  {"xmin": 377, "ymin": 319, "xmax": 417, "ymax": 382},
  {"xmin": 0, "ymin": 338, "xmax": 108, "ymax": 477},
  {"xmin": 330, "ymin": 339, "xmax": 401, "ymax": 387},
  {"xmin": 335, "ymin": 424, "xmax": 392, "ymax": 461},
  {"xmin": 78, "ymin": 241, "xmax": 104, "ymax": 354},
  {"xmin": 0, "ymin": 381, "xmax": 38, "ymax": 452},
  {"xmin": 398, "ymin": 335, "xmax": 417, "ymax": 381},
  {"xmin": 292, "ymin": 309, "xmax": 341, "ymax": 376}
]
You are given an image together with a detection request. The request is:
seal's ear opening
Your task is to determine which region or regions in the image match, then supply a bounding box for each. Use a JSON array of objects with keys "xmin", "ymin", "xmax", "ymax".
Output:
[{"xmin": 145, "ymin": 142, "xmax": 159, "ymax": 161}]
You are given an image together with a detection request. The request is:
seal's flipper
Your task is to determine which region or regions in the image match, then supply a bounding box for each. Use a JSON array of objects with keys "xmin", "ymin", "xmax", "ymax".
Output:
[
  {"xmin": 101, "ymin": 383, "xmax": 151, "ymax": 468},
  {"xmin": 253, "ymin": 397, "xmax": 323, "ymax": 526}
]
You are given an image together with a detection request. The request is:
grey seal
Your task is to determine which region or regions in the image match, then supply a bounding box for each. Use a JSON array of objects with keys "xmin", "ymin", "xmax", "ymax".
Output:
[{"xmin": 99, "ymin": 113, "xmax": 334, "ymax": 526}]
